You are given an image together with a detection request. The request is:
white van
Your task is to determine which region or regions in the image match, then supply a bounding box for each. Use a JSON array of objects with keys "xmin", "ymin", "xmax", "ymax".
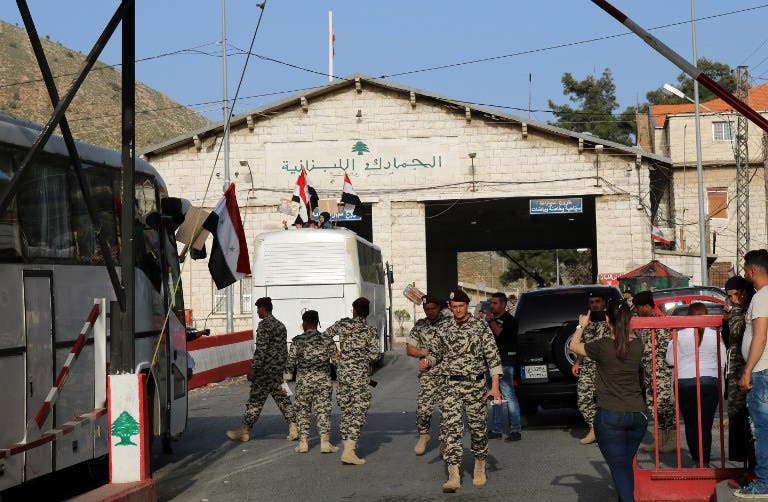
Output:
[{"xmin": 251, "ymin": 228, "xmax": 387, "ymax": 353}]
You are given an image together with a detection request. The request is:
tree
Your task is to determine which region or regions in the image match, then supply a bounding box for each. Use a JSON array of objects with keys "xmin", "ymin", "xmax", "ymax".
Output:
[
  {"xmin": 351, "ymin": 141, "xmax": 369, "ymax": 156},
  {"xmin": 548, "ymin": 68, "xmax": 636, "ymax": 146},
  {"xmin": 499, "ymin": 249, "xmax": 592, "ymax": 287},
  {"xmin": 111, "ymin": 411, "xmax": 140, "ymax": 446},
  {"xmin": 646, "ymin": 58, "xmax": 736, "ymax": 105},
  {"xmin": 394, "ymin": 309, "xmax": 411, "ymax": 336}
]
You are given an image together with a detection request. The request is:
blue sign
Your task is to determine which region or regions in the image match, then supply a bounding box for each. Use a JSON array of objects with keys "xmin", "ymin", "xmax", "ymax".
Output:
[
  {"xmin": 529, "ymin": 198, "xmax": 583, "ymax": 215},
  {"xmin": 311, "ymin": 207, "xmax": 361, "ymax": 222}
]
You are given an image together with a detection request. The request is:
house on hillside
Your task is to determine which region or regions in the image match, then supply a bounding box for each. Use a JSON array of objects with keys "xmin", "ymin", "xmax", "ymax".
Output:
[
  {"xmin": 140, "ymin": 74, "xmax": 678, "ymax": 336},
  {"xmin": 642, "ymin": 84, "xmax": 768, "ymax": 286}
]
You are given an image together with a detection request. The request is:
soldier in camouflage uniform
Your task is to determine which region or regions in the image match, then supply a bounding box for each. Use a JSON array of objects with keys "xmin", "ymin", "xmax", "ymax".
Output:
[
  {"xmin": 326, "ymin": 297, "xmax": 380, "ymax": 465},
  {"xmin": 406, "ymin": 294, "xmax": 447, "ymax": 456},
  {"xmin": 226, "ymin": 297, "xmax": 298, "ymax": 442},
  {"xmin": 285, "ymin": 310, "xmax": 339, "ymax": 454},
  {"xmin": 572, "ymin": 291, "xmax": 611, "ymax": 445},
  {"xmin": 724, "ymin": 276, "xmax": 755, "ymax": 469},
  {"xmin": 423, "ymin": 289, "xmax": 501, "ymax": 493},
  {"xmin": 633, "ymin": 291, "xmax": 677, "ymax": 453}
]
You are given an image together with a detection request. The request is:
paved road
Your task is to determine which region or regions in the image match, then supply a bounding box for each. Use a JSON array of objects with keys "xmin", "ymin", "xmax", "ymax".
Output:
[{"xmin": 152, "ymin": 353, "xmax": 628, "ymax": 501}]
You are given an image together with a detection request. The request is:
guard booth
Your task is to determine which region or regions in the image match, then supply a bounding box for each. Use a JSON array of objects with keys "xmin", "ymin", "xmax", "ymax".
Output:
[{"xmin": 632, "ymin": 315, "xmax": 744, "ymax": 501}]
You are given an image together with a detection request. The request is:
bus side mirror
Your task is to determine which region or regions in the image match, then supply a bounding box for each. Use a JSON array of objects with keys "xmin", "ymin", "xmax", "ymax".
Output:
[{"xmin": 385, "ymin": 262, "xmax": 394, "ymax": 283}]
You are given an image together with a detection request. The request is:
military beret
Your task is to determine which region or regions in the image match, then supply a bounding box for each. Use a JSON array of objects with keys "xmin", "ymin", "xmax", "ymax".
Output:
[
  {"xmin": 448, "ymin": 289, "xmax": 470, "ymax": 304},
  {"xmin": 633, "ymin": 290, "xmax": 654, "ymax": 307},
  {"xmin": 421, "ymin": 294, "xmax": 442, "ymax": 306}
]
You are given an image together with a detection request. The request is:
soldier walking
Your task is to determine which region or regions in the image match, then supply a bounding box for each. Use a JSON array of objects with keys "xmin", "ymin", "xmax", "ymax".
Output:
[
  {"xmin": 405, "ymin": 294, "xmax": 447, "ymax": 456},
  {"xmin": 226, "ymin": 297, "xmax": 298, "ymax": 442},
  {"xmin": 285, "ymin": 310, "xmax": 339, "ymax": 454},
  {"xmin": 634, "ymin": 291, "xmax": 677, "ymax": 453},
  {"xmin": 571, "ymin": 291, "xmax": 611, "ymax": 445},
  {"xmin": 422, "ymin": 289, "xmax": 501, "ymax": 493},
  {"xmin": 325, "ymin": 297, "xmax": 380, "ymax": 465}
]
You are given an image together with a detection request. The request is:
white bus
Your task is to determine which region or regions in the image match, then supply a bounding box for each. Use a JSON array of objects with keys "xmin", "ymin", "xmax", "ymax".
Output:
[
  {"xmin": 0, "ymin": 114, "xmax": 188, "ymax": 491},
  {"xmin": 251, "ymin": 228, "xmax": 387, "ymax": 353}
]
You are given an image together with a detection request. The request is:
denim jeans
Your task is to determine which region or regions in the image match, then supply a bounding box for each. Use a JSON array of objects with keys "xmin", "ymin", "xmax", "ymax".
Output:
[
  {"xmin": 678, "ymin": 377, "xmax": 718, "ymax": 465},
  {"xmin": 748, "ymin": 368, "xmax": 768, "ymax": 488},
  {"xmin": 486, "ymin": 366, "xmax": 522, "ymax": 434},
  {"xmin": 594, "ymin": 408, "xmax": 648, "ymax": 502}
]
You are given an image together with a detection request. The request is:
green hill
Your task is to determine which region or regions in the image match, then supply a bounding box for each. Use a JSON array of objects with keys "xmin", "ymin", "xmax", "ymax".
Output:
[{"xmin": 0, "ymin": 20, "xmax": 211, "ymax": 150}]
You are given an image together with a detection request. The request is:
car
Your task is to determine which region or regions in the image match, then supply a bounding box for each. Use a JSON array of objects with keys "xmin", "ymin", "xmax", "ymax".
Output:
[
  {"xmin": 648, "ymin": 286, "xmax": 726, "ymax": 317},
  {"xmin": 513, "ymin": 285, "xmax": 622, "ymax": 421}
]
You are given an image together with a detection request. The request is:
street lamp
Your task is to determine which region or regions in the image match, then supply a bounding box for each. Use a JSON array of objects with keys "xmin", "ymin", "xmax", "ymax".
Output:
[{"xmin": 661, "ymin": 81, "xmax": 708, "ymax": 286}]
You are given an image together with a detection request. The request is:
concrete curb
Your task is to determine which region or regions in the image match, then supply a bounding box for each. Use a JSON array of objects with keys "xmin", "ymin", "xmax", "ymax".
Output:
[{"xmin": 66, "ymin": 480, "xmax": 156, "ymax": 502}]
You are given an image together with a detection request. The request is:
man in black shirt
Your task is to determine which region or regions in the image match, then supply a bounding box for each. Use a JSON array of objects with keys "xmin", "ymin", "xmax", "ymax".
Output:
[{"xmin": 487, "ymin": 292, "xmax": 522, "ymax": 441}]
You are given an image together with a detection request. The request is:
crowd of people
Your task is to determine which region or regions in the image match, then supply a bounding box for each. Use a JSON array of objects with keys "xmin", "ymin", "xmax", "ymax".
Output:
[{"xmin": 222, "ymin": 248, "xmax": 768, "ymax": 498}]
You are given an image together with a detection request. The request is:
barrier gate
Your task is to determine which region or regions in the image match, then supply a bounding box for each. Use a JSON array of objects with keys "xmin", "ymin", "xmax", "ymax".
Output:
[{"xmin": 631, "ymin": 315, "xmax": 745, "ymax": 501}]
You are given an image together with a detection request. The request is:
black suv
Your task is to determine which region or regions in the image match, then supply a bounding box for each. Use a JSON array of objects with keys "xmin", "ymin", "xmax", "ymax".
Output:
[{"xmin": 513, "ymin": 285, "xmax": 622, "ymax": 419}]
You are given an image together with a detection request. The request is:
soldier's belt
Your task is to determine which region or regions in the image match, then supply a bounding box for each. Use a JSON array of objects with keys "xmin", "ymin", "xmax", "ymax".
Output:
[{"xmin": 448, "ymin": 374, "xmax": 484, "ymax": 382}]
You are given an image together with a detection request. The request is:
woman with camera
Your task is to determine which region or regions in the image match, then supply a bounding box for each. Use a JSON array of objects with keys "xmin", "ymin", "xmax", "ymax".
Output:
[{"xmin": 569, "ymin": 299, "xmax": 646, "ymax": 502}]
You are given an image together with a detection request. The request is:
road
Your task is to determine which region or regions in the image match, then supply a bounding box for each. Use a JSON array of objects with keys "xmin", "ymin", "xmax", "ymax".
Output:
[{"xmin": 151, "ymin": 352, "xmax": 629, "ymax": 501}]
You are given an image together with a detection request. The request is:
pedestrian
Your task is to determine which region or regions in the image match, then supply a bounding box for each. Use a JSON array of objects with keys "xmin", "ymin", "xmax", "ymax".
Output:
[
  {"xmin": 622, "ymin": 288, "xmax": 634, "ymax": 310},
  {"xmin": 421, "ymin": 288, "xmax": 502, "ymax": 493},
  {"xmin": 569, "ymin": 299, "xmax": 646, "ymax": 502},
  {"xmin": 319, "ymin": 211, "xmax": 333, "ymax": 229},
  {"xmin": 405, "ymin": 294, "xmax": 448, "ymax": 456},
  {"xmin": 736, "ymin": 249, "xmax": 768, "ymax": 498},
  {"xmin": 634, "ymin": 291, "xmax": 677, "ymax": 453},
  {"xmin": 665, "ymin": 302, "xmax": 726, "ymax": 466},
  {"xmin": 724, "ymin": 275, "xmax": 756, "ymax": 488},
  {"xmin": 325, "ymin": 297, "xmax": 380, "ymax": 465},
  {"xmin": 506, "ymin": 294, "xmax": 518, "ymax": 315},
  {"xmin": 486, "ymin": 292, "xmax": 522, "ymax": 442},
  {"xmin": 285, "ymin": 310, "xmax": 339, "ymax": 454},
  {"xmin": 571, "ymin": 290, "xmax": 611, "ymax": 445},
  {"xmin": 226, "ymin": 297, "xmax": 298, "ymax": 442}
]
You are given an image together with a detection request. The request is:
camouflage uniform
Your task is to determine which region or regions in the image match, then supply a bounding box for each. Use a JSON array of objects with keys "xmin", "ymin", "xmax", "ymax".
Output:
[
  {"xmin": 242, "ymin": 315, "xmax": 295, "ymax": 427},
  {"xmin": 577, "ymin": 321, "xmax": 612, "ymax": 426},
  {"xmin": 285, "ymin": 329, "xmax": 337, "ymax": 437},
  {"xmin": 327, "ymin": 317, "xmax": 380, "ymax": 441},
  {"xmin": 638, "ymin": 321, "xmax": 675, "ymax": 431},
  {"xmin": 431, "ymin": 315, "xmax": 502, "ymax": 466},
  {"xmin": 728, "ymin": 304, "xmax": 748, "ymax": 417},
  {"xmin": 406, "ymin": 317, "xmax": 447, "ymax": 435}
]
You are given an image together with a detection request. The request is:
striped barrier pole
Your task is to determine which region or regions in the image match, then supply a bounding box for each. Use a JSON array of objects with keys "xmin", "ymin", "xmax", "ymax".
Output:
[{"xmin": 26, "ymin": 301, "xmax": 101, "ymax": 436}]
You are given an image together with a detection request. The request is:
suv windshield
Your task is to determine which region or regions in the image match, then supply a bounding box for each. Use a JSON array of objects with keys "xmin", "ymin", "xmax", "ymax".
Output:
[{"xmin": 516, "ymin": 291, "xmax": 591, "ymax": 334}]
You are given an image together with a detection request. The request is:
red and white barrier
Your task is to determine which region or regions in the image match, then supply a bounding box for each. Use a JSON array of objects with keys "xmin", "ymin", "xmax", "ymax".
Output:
[
  {"xmin": 27, "ymin": 302, "xmax": 102, "ymax": 435},
  {"xmin": 188, "ymin": 330, "xmax": 253, "ymax": 389}
]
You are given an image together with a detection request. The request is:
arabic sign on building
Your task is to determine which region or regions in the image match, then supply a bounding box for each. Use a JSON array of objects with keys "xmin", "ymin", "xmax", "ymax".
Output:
[
  {"xmin": 598, "ymin": 272, "xmax": 620, "ymax": 286},
  {"xmin": 266, "ymin": 139, "xmax": 458, "ymax": 178},
  {"xmin": 529, "ymin": 197, "xmax": 583, "ymax": 215}
]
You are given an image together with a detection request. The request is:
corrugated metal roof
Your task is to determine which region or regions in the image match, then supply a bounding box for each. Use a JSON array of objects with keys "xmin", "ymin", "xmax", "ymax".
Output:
[{"xmin": 649, "ymin": 83, "xmax": 768, "ymax": 128}]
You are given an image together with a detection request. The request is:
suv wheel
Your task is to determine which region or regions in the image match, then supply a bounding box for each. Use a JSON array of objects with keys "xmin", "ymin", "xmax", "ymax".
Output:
[{"xmin": 551, "ymin": 322, "xmax": 579, "ymax": 379}]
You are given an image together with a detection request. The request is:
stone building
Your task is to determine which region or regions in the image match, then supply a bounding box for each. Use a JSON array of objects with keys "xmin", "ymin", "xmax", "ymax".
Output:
[
  {"xmin": 646, "ymin": 84, "xmax": 768, "ymax": 285},
  {"xmin": 141, "ymin": 75, "xmax": 675, "ymax": 335}
]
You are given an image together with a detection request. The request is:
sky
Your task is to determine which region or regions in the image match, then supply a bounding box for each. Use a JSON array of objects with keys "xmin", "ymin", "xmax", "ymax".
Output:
[{"xmin": 3, "ymin": 1, "xmax": 768, "ymax": 127}]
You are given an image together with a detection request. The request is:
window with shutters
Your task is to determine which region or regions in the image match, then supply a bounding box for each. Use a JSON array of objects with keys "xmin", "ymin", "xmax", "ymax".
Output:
[{"xmin": 707, "ymin": 188, "xmax": 728, "ymax": 219}]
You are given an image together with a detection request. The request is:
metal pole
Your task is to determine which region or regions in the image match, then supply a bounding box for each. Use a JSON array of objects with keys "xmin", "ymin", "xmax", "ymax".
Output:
[
  {"xmin": 118, "ymin": 0, "xmax": 136, "ymax": 373},
  {"xmin": 691, "ymin": 0, "xmax": 708, "ymax": 286},
  {"xmin": 222, "ymin": 0, "xmax": 234, "ymax": 333}
]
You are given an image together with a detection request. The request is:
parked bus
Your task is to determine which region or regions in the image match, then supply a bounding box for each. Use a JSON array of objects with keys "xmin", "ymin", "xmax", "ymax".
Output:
[
  {"xmin": 251, "ymin": 228, "xmax": 387, "ymax": 353},
  {"xmin": 0, "ymin": 114, "xmax": 188, "ymax": 492}
]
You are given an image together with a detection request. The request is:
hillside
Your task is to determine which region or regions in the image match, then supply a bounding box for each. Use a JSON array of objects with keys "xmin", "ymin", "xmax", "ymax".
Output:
[{"xmin": 0, "ymin": 20, "xmax": 211, "ymax": 150}]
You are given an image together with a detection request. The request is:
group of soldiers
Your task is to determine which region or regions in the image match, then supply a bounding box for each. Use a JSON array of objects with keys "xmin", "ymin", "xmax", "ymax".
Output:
[
  {"xmin": 225, "ymin": 289, "xmax": 504, "ymax": 493},
  {"xmin": 225, "ymin": 296, "xmax": 378, "ymax": 465}
]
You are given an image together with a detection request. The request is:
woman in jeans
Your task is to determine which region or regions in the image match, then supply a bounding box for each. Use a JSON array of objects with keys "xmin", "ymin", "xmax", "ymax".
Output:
[
  {"xmin": 570, "ymin": 299, "xmax": 646, "ymax": 502},
  {"xmin": 665, "ymin": 302, "xmax": 726, "ymax": 466}
]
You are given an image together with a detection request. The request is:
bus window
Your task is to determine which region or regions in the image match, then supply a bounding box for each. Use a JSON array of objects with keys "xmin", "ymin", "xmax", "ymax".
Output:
[
  {"xmin": 0, "ymin": 148, "xmax": 20, "ymax": 261},
  {"xmin": 69, "ymin": 166, "xmax": 119, "ymax": 264},
  {"xmin": 17, "ymin": 156, "xmax": 74, "ymax": 260}
]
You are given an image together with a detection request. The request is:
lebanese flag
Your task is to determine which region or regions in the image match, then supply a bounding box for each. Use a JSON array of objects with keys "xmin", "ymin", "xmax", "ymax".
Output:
[
  {"xmin": 291, "ymin": 169, "xmax": 318, "ymax": 224},
  {"xmin": 340, "ymin": 174, "xmax": 361, "ymax": 213},
  {"xmin": 651, "ymin": 225, "xmax": 671, "ymax": 246},
  {"xmin": 203, "ymin": 183, "xmax": 251, "ymax": 289}
]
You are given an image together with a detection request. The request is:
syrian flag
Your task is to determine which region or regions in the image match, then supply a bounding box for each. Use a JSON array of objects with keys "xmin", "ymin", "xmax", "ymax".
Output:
[
  {"xmin": 291, "ymin": 169, "xmax": 318, "ymax": 224},
  {"xmin": 651, "ymin": 224, "xmax": 672, "ymax": 246},
  {"xmin": 203, "ymin": 183, "xmax": 251, "ymax": 289},
  {"xmin": 341, "ymin": 173, "xmax": 361, "ymax": 213}
]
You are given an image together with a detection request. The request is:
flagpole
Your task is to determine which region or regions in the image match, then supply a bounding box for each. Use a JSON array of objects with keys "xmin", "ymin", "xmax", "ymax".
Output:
[
  {"xmin": 328, "ymin": 11, "xmax": 333, "ymax": 82},
  {"xmin": 222, "ymin": 0, "xmax": 234, "ymax": 333}
]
